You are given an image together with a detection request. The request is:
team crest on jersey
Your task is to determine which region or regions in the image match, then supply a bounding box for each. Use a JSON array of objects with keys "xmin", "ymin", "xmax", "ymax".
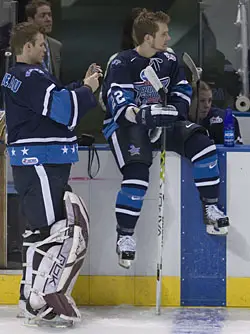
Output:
[
  {"xmin": 210, "ymin": 116, "xmax": 223, "ymax": 124},
  {"xmin": 135, "ymin": 76, "xmax": 170, "ymax": 105}
]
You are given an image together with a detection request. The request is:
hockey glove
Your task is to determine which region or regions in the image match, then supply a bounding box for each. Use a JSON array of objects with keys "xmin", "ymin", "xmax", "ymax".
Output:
[{"xmin": 135, "ymin": 104, "xmax": 178, "ymax": 129}]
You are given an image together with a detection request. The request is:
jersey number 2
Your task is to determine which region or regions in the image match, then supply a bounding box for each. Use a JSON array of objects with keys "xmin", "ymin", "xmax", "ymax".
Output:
[{"xmin": 114, "ymin": 91, "xmax": 125, "ymax": 104}]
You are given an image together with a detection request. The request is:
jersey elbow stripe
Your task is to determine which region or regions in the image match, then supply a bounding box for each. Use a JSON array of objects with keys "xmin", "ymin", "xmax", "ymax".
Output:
[
  {"xmin": 69, "ymin": 91, "xmax": 78, "ymax": 128},
  {"xmin": 42, "ymin": 84, "xmax": 56, "ymax": 116}
]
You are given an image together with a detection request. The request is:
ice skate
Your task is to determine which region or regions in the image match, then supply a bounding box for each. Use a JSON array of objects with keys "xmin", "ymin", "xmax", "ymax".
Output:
[
  {"xmin": 116, "ymin": 235, "xmax": 136, "ymax": 269},
  {"xmin": 203, "ymin": 203, "xmax": 229, "ymax": 236}
]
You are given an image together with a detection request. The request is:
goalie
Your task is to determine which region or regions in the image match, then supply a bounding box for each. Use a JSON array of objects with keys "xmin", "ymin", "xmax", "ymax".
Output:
[{"xmin": 1, "ymin": 22, "xmax": 102, "ymax": 326}]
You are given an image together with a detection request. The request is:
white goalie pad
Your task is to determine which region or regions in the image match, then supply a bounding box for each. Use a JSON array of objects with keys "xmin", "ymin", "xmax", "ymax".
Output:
[{"xmin": 27, "ymin": 191, "xmax": 89, "ymax": 321}]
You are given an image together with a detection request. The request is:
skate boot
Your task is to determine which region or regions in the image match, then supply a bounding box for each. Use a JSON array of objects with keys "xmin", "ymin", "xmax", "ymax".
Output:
[
  {"xmin": 202, "ymin": 202, "xmax": 229, "ymax": 236},
  {"xmin": 116, "ymin": 235, "xmax": 136, "ymax": 269}
]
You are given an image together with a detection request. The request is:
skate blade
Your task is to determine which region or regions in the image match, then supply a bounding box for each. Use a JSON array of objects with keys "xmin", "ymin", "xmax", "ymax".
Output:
[
  {"xmin": 118, "ymin": 258, "xmax": 132, "ymax": 269},
  {"xmin": 206, "ymin": 225, "xmax": 228, "ymax": 236},
  {"xmin": 24, "ymin": 317, "xmax": 74, "ymax": 328}
]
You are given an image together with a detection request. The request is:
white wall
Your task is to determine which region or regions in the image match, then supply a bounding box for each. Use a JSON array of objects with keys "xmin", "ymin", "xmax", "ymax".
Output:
[
  {"xmin": 69, "ymin": 151, "xmax": 181, "ymax": 276},
  {"xmin": 7, "ymin": 147, "xmax": 250, "ymax": 278}
]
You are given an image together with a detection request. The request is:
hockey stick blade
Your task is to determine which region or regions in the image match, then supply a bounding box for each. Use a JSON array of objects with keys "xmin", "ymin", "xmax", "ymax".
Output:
[
  {"xmin": 144, "ymin": 66, "xmax": 166, "ymax": 106},
  {"xmin": 182, "ymin": 52, "xmax": 202, "ymax": 83}
]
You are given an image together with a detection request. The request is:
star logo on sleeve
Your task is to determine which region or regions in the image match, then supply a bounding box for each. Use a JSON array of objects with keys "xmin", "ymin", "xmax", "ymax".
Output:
[
  {"xmin": 61, "ymin": 145, "xmax": 68, "ymax": 154},
  {"xmin": 21, "ymin": 147, "xmax": 29, "ymax": 155},
  {"xmin": 11, "ymin": 148, "xmax": 16, "ymax": 156},
  {"xmin": 71, "ymin": 145, "xmax": 75, "ymax": 153}
]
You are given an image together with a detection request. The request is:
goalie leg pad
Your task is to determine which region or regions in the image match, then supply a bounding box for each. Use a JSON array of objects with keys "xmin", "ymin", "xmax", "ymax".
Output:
[{"xmin": 27, "ymin": 191, "xmax": 89, "ymax": 321}]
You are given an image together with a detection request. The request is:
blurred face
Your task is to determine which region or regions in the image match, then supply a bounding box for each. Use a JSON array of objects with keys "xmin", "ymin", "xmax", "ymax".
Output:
[
  {"xmin": 32, "ymin": 5, "xmax": 52, "ymax": 34},
  {"xmin": 26, "ymin": 32, "xmax": 46, "ymax": 64},
  {"xmin": 198, "ymin": 89, "xmax": 212, "ymax": 120},
  {"xmin": 148, "ymin": 22, "xmax": 171, "ymax": 52}
]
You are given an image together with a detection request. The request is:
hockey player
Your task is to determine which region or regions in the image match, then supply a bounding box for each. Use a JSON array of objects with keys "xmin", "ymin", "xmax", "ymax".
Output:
[
  {"xmin": 1, "ymin": 22, "xmax": 102, "ymax": 326},
  {"xmin": 190, "ymin": 80, "xmax": 243, "ymax": 144},
  {"xmin": 101, "ymin": 9, "xmax": 230, "ymax": 269}
]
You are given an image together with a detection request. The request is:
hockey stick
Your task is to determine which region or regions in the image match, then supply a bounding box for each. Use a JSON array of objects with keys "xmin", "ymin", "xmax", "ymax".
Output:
[
  {"xmin": 182, "ymin": 52, "xmax": 202, "ymax": 124},
  {"xmin": 144, "ymin": 66, "xmax": 167, "ymax": 315}
]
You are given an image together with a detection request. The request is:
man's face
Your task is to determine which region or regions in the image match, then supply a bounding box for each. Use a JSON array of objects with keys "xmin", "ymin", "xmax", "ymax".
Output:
[
  {"xmin": 27, "ymin": 32, "xmax": 46, "ymax": 64},
  {"xmin": 149, "ymin": 22, "xmax": 171, "ymax": 52},
  {"xmin": 198, "ymin": 90, "xmax": 212, "ymax": 120},
  {"xmin": 32, "ymin": 5, "xmax": 52, "ymax": 34}
]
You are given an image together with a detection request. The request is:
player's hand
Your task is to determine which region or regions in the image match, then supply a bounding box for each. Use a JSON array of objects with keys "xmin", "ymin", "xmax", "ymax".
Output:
[
  {"xmin": 135, "ymin": 104, "xmax": 178, "ymax": 129},
  {"xmin": 84, "ymin": 72, "xmax": 103, "ymax": 93},
  {"xmin": 84, "ymin": 63, "xmax": 103, "ymax": 79}
]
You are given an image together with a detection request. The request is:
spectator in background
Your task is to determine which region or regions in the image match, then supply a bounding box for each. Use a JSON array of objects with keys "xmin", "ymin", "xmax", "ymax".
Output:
[
  {"xmin": 190, "ymin": 81, "xmax": 243, "ymax": 144},
  {"xmin": 25, "ymin": 0, "xmax": 62, "ymax": 80}
]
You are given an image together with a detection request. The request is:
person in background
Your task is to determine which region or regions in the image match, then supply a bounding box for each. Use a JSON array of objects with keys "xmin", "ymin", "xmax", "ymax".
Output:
[
  {"xmin": 25, "ymin": 0, "xmax": 61, "ymax": 80},
  {"xmin": 189, "ymin": 81, "xmax": 243, "ymax": 144}
]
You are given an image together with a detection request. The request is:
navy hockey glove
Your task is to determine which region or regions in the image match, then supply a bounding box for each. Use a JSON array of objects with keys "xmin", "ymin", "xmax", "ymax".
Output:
[{"xmin": 135, "ymin": 104, "xmax": 178, "ymax": 129}]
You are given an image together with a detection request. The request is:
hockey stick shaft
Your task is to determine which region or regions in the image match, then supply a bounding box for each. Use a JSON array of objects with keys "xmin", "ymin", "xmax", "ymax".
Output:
[
  {"xmin": 182, "ymin": 52, "xmax": 202, "ymax": 124},
  {"xmin": 144, "ymin": 66, "xmax": 166, "ymax": 315}
]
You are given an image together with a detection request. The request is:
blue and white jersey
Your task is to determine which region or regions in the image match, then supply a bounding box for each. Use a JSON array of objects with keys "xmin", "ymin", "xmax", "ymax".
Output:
[
  {"xmin": 1, "ymin": 62, "xmax": 97, "ymax": 166},
  {"xmin": 101, "ymin": 49, "xmax": 192, "ymax": 139}
]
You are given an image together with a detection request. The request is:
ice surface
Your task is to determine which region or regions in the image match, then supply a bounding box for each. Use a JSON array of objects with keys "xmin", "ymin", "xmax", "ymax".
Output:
[{"xmin": 0, "ymin": 305, "xmax": 250, "ymax": 333}]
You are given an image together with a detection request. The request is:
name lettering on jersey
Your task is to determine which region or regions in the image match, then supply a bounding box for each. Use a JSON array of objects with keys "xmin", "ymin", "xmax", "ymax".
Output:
[
  {"xmin": 1, "ymin": 73, "xmax": 22, "ymax": 93},
  {"xmin": 210, "ymin": 116, "xmax": 223, "ymax": 125},
  {"xmin": 164, "ymin": 52, "xmax": 177, "ymax": 62},
  {"xmin": 25, "ymin": 68, "xmax": 44, "ymax": 77}
]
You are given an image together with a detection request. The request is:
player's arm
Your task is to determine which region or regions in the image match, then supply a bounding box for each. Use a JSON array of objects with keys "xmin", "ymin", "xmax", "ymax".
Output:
[
  {"xmin": 103, "ymin": 56, "xmax": 137, "ymax": 124},
  {"xmin": 167, "ymin": 55, "xmax": 192, "ymax": 120},
  {"xmin": 25, "ymin": 70, "xmax": 98, "ymax": 129}
]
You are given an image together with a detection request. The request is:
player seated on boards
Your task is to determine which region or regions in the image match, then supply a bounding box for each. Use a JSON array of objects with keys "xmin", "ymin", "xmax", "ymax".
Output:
[{"xmin": 100, "ymin": 9, "xmax": 230, "ymax": 270}]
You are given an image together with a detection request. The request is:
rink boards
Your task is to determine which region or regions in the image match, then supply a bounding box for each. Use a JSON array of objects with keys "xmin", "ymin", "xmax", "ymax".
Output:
[{"xmin": 1, "ymin": 145, "xmax": 250, "ymax": 307}]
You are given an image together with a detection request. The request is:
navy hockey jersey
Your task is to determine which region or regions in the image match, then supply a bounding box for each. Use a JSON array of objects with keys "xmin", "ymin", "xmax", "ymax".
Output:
[
  {"xmin": 201, "ymin": 107, "xmax": 242, "ymax": 144},
  {"xmin": 101, "ymin": 49, "xmax": 192, "ymax": 139},
  {"xmin": 1, "ymin": 62, "xmax": 97, "ymax": 166}
]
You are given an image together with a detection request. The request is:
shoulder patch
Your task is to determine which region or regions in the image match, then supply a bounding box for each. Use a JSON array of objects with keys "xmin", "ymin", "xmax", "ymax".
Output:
[
  {"xmin": 25, "ymin": 68, "xmax": 45, "ymax": 77},
  {"xmin": 164, "ymin": 52, "xmax": 177, "ymax": 62},
  {"xmin": 111, "ymin": 59, "xmax": 122, "ymax": 66}
]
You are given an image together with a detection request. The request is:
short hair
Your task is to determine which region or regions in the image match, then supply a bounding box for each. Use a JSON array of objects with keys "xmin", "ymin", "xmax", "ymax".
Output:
[
  {"xmin": 133, "ymin": 9, "xmax": 170, "ymax": 45},
  {"xmin": 192, "ymin": 81, "xmax": 212, "ymax": 98},
  {"xmin": 10, "ymin": 22, "xmax": 43, "ymax": 55},
  {"xmin": 25, "ymin": 0, "xmax": 51, "ymax": 19}
]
